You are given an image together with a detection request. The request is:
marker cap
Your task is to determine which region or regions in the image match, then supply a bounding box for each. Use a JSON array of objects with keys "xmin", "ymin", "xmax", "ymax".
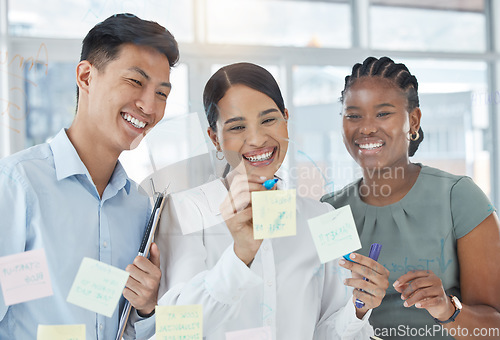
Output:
[
  {"xmin": 368, "ymin": 243, "xmax": 382, "ymax": 261},
  {"xmin": 262, "ymin": 178, "xmax": 279, "ymax": 190}
]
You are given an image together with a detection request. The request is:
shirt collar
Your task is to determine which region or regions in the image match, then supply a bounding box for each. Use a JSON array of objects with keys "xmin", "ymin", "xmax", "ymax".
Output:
[
  {"xmin": 49, "ymin": 129, "xmax": 131, "ymax": 195},
  {"xmin": 108, "ymin": 161, "xmax": 131, "ymax": 196},
  {"xmin": 50, "ymin": 129, "xmax": 88, "ymax": 181}
]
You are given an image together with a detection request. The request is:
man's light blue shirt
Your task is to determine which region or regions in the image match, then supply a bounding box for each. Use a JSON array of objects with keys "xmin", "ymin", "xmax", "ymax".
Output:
[{"xmin": 0, "ymin": 129, "xmax": 152, "ymax": 339}]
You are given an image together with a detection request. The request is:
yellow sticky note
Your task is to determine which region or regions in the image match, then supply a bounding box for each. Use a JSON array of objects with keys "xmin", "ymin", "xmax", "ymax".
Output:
[
  {"xmin": 252, "ymin": 189, "xmax": 296, "ymax": 239},
  {"xmin": 156, "ymin": 305, "xmax": 203, "ymax": 340},
  {"xmin": 66, "ymin": 257, "xmax": 130, "ymax": 317},
  {"xmin": 308, "ymin": 205, "xmax": 362, "ymax": 263},
  {"xmin": 37, "ymin": 324, "xmax": 85, "ymax": 340}
]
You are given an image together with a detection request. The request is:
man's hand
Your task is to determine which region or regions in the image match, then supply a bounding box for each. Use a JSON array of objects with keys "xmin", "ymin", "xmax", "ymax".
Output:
[{"xmin": 123, "ymin": 242, "xmax": 162, "ymax": 316}]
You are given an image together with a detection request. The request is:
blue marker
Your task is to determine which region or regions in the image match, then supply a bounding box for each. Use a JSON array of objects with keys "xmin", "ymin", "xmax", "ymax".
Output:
[
  {"xmin": 355, "ymin": 243, "xmax": 382, "ymax": 309},
  {"xmin": 262, "ymin": 178, "xmax": 279, "ymax": 190},
  {"xmin": 343, "ymin": 253, "xmax": 354, "ymax": 262}
]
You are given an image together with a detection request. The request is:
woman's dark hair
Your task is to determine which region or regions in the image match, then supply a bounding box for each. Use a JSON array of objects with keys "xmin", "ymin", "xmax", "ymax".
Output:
[
  {"xmin": 77, "ymin": 13, "xmax": 179, "ymax": 103},
  {"xmin": 203, "ymin": 62, "xmax": 285, "ymax": 131},
  {"xmin": 341, "ymin": 56, "xmax": 424, "ymax": 157}
]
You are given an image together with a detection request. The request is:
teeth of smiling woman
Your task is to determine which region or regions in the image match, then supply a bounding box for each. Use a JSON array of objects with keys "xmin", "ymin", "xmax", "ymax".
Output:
[
  {"xmin": 245, "ymin": 151, "xmax": 273, "ymax": 162},
  {"xmin": 358, "ymin": 143, "xmax": 383, "ymax": 150},
  {"xmin": 122, "ymin": 113, "xmax": 146, "ymax": 129}
]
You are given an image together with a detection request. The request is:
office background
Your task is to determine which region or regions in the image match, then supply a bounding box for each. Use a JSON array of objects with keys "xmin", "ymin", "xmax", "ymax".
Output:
[{"xmin": 1, "ymin": 0, "xmax": 499, "ymax": 207}]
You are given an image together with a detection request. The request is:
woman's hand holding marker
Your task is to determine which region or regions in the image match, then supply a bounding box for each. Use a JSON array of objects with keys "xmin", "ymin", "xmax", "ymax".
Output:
[{"xmin": 340, "ymin": 244, "xmax": 390, "ymax": 318}]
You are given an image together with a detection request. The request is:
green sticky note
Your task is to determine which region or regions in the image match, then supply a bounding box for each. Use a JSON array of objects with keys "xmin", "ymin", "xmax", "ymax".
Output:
[
  {"xmin": 156, "ymin": 304, "xmax": 203, "ymax": 339},
  {"xmin": 66, "ymin": 258, "xmax": 129, "ymax": 317},
  {"xmin": 37, "ymin": 324, "xmax": 85, "ymax": 340},
  {"xmin": 252, "ymin": 189, "xmax": 296, "ymax": 239},
  {"xmin": 308, "ymin": 205, "xmax": 362, "ymax": 263}
]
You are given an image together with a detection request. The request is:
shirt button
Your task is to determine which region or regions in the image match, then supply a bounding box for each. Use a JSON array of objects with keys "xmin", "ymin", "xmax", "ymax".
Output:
[
  {"xmin": 99, "ymin": 323, "xmax": 104, "ymax": 331},
  {"xmin": 266, "ymin": 319, "xmax": 272, "ymax": 326},
  {"xmin": 267, "ymin": 280, "xmax": 273, "ymax": 287},
  {"xmin": 263, "ymin": 245, "xmax": 269, "ymax": 251},
  {"xmin": 232, "ymin": 296, "xmax": 238, "ymax": 301},
  {"xmin": 103, "ymin": 241, "xmax": 108, "ymax": 248}
]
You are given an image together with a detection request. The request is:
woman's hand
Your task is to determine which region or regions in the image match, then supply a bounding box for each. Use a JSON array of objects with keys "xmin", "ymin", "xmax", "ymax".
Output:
[
  {"xmin": 219, "ymin": 169, "xmax": 268, "ymax": 265},
  {"xmin": 393, "ymin": 270, "xmax": 455, "ymax": 321},
  {"xmin": 340, "ymin": 253, "xmax": 390, "ymax": 318}
]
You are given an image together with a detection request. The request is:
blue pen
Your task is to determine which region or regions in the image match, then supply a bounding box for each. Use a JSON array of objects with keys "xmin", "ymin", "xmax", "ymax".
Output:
[
  {"xmin": 354, "ymin": 243, "xmax": 382, "ymax": 309},
  {"xmin": 262, "ymin": 178, "xmax": 279, "ymax": 190}
]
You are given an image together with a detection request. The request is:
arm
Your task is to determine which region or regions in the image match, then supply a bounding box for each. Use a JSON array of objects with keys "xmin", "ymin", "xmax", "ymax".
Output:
[
  {"xmin": 219, "ymin": 171, "xmax": 266, "ymax": 265},
  {"xmin": 452, "ymin": 213, "xmax": 500, "ymax": 337},
  {"xmin": 314, "ymin": 259, "xmax": 375, "ymax": 339},
  {"xmin": 394, "ymin": 213, "xmax": 500, "ymax": 339},
  {"xmin": 154, "ymin": 180, "xmax": 263, "ymax": 337},
  {"xmin": 0, "ymin": 166, "xmax": 30, "ymax": 322}
]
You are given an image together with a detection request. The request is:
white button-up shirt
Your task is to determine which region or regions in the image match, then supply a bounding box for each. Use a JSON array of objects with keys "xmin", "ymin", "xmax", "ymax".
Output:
[
  {"xmin": 155, "ymin": 179, "xmax": 373, "ymax": 339},
  {"xmin": 0, "ymin": 129, "xmax": 153, "ymax": 339}
]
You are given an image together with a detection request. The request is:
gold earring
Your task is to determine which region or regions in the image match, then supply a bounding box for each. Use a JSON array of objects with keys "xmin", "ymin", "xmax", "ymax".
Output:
[
  {"xmin": 410, "ymin": 131, "xmax": 420, "ymax": 141},
  {"xmin": 216, "ymin": 149, "xmax": 224, "ymax": 160}
]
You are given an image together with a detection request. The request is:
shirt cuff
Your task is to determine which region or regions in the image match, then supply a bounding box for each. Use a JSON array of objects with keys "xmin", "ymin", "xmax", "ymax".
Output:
[
  {"xmin": 127, "ymin": 308, "xmax": 156, "ymax": 340},
  {"xmin": 203, "ymin": 243, "xmax": 262, "ymax": 304},
  {"xmin": 339, "ymin": 300, "xmax": 373, "ymax": 335},
  {"xmin": 351, "ymin": 300, "xmax": 372, "ymax": 322}
]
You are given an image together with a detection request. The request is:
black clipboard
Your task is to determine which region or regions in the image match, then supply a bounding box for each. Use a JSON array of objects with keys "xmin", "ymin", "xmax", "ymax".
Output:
[{"xmin": 115, "ymin": 189, "xmax": 167, "ymax": 340}]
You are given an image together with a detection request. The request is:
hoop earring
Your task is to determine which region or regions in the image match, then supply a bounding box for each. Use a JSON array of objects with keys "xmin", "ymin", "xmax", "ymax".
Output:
[
  {"xmin": 410, "ymin": 131, "xmax": 420, "ymax": 141},
  {"xmin": 216, "ymin": 150, "xmax": 225, "ymax": 160}
]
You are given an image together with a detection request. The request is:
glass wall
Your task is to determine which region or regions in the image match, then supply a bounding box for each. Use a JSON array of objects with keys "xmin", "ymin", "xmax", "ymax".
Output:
[
  {"xmin": 370, "ymin": 0, "xmax": 486, "ymax": 52},
  {"xmin": 206, "ymin": 0, "xmax": 351, "ymax": 48},
  {"xmin": 1, "ymin": 0, "xmax": 498, "ymax": 205},
  {"xmin": 8, "ymin": 0, "xmax": 194, "ymax": 41}
]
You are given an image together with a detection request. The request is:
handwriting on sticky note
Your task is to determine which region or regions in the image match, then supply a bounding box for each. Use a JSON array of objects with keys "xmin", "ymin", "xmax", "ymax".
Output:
[
  {"xmin": 37, "ymin": 324, "xmax": 85, "ymax": 340},
  {"xmin": 156, "ymin": 304, "xmax": 203, "ymax": 340},
  {"xmin": 252, "ymin": 189, "xmax": 296, "ymax": 239},
  {"xmin": 226, "ymin": 326, "xmax": 272, "ymax": 340},
  {"xmin": 0, "ymin": 248, "xmax": 53, "ymax": 306},
  {"xmin": 308, "ymin": 205, "xmax": 361, "ymax": 263},
  {"xmin": 66, "ymin": 257, "xmax": 129, "ymax": 317}
]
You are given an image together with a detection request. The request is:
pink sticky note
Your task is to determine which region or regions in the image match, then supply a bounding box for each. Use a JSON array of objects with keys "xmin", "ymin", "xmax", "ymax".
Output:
[
  {"xmin": 226, "ymin": 326, "xmax": 272, "ymax": 340},
  {"xmin": 0, "ymin": 249, "xmax": 53, "ymax": 306}
]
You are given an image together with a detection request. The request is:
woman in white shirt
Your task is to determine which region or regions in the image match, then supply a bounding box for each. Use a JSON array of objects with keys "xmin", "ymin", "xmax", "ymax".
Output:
[{"xmin": 156, "ymin": 62, "xmax": 389, "ymax": 339}]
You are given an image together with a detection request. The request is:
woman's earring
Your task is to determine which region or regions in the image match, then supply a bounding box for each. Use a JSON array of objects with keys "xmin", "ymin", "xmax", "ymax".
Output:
[
  {"xmin": 216, "ymin": 149, "xmax": 225, "ymax": 160},
  {"xmin": 410, "ymin": 130, "xmax": 420, "ymax": 141}
]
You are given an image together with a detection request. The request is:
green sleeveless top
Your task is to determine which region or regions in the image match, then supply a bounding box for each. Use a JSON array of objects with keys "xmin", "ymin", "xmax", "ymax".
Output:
[{"xmin": 321, "ymin": 165, "xmax": 494, "ymax": 339}]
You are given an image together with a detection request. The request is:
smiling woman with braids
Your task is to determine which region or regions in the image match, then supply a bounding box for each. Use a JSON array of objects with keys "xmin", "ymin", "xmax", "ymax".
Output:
[{"xmin": 321, "ymin": 57, "xmax": 500, "ymax": 339}]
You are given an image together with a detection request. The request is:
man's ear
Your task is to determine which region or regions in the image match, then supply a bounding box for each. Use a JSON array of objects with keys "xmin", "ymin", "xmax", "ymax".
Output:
[
  {"xmin": 207, "ymin": 127, "xmax": 219, "ymax": 149},
  {"xmin": 76, "ymin": 60, "xmax": 92, "ymax": 96},
  {"xmin": 283, "ymin": 108, "xmax": 289, "ymax": 122}
]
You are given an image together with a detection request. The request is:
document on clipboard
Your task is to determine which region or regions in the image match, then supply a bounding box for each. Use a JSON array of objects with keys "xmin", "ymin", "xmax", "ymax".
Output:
[{"xmin": 115, "ymin": 189, "xmax": 167, "ymax": 340}]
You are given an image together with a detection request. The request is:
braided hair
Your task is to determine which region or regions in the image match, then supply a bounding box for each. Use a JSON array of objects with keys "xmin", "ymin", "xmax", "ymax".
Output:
[{"xmin": 341, "ymin": 56, "xmax": 424, "ymax": 157}]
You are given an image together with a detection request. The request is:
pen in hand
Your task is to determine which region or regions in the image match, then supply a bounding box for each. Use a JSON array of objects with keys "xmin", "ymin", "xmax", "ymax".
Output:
[
  {"xmin": 345, "ymin": 243, "xmax": 382, "ymax": 309},
  {"xmin": 262, "ymin": 178, "xmax": 278, "ymax": 190}
]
